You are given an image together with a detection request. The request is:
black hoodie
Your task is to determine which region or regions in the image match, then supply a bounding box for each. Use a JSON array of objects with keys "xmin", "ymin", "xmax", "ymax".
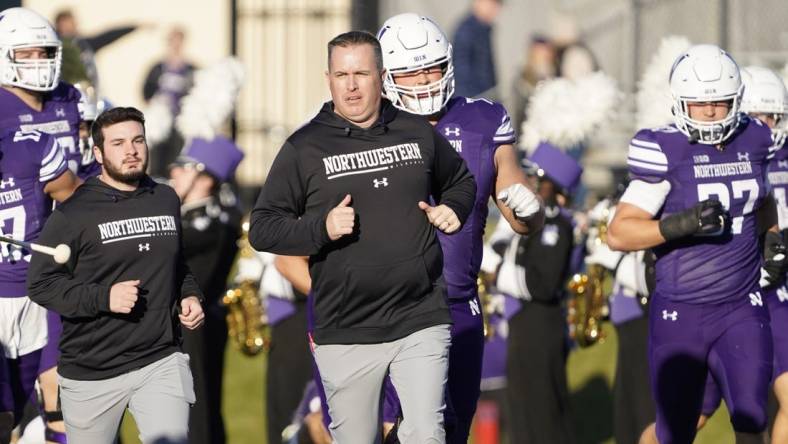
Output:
[
  {"xmin": 250, "ymin": 100, "xmax": 477, "ymax": 344},
  {"xmin": 28, "ymin": 176, "xmax": 202, "ymax": 380}
]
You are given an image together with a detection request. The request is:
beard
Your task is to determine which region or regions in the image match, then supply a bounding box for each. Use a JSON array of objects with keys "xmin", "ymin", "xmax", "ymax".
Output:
[{"xmin": 103, "ymin": 157, "xmax": 148, "ymax": 185}]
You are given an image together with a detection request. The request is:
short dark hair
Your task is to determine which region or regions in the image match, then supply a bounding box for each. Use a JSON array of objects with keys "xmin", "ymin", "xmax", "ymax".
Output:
[
  {"xmin": 91, "ymin": 107, "xmax": 146, "ymax": 153},
  {"xmin": 327, "ymin": 31, "xmax": 382, "ymax": 71}
]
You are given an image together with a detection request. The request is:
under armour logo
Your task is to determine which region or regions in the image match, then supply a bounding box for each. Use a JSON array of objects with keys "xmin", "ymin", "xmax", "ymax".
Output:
[
  {"xmin": 55, "ymin": 108, "xmax": 65, "ymax": 117},
  {"xmin": 777, "ymin": 285, "xmax": 788, "ymax": 303},
  {"xmin": 662, "ymin": 310, "xmax": 678, "ymax": 321},
  {"xmin": 373, "ymin": 178, "xmax": 388, "ymax": 188},
  {"xmin": 138, "ymin": 243, "xmax": 150, "ymax": 252},
  {"xmin": 469, "ymin": 299, "xmax": 481, "ymax": 316},
  {"xmin": 737, "ymin": 152, "xmax": 750, "ymax": 162},
  {"xmin": 444, "ymin": 126, "xmax": 460, "ymax": 137},
  {"xmin": 750, "ymin": 291, "xmax": 763, "ymax": 306},
  {"xmin": 0, "ymin": 178, "xmax": 15, "ymax": 189},
  {"xmin": 780, "ymin": 160, "xmax": 788, "ymax": 169}
]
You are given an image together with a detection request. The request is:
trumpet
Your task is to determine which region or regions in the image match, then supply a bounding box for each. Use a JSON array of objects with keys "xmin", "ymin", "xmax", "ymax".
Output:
[{"xmin": 222, "ymin": 220, "xmax": 270, "ymax": 356}]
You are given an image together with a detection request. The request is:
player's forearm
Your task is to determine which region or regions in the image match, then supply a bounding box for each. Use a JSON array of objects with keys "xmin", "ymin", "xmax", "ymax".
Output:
[
  {"xmin": 607, "ymin": 216, "xmax": 665, "ymax": 252},
  {"xmin": 274, "ymin": 255, "xmax": 311, "ymax": 295}
]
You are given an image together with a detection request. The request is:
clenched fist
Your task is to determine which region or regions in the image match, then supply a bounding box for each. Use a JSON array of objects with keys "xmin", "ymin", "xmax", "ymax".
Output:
[
  {"xmin": 179, "ymin": 296, "xmax": 205, "ymax": 330},
  {"xmin": 419, "ymin": 201, "xmax": 460, "ymax": 234},
  {"xmin": 497, "ymin": 183, "xmax": 540, "ymax": 221},
  {"xmin": 109, "ymin": 280, "xmax": 140, "ymax": 314},
  {"xmin": 326, "ymin": 194, "xmax": 355, "ymax": 241}
]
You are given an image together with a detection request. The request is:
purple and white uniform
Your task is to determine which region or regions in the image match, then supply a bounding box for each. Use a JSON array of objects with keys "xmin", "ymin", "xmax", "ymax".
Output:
[
  {"xmin": 0, "ymin": 82, "xmax": 97, "ymax": 180},
  {"xmin": 0, "ymin": 129, "xmax": 67, "ymax": 419},
  {"xmin": 625, "ymin": 117, "xmax": 774, "ymax": 442},
  {"xmin": 702, "ymin": 140, "xmax": 788, "ymax": 417},
  {"xmin": 382, "ymin": 96, "xmax": 515, "ymax": 442}
]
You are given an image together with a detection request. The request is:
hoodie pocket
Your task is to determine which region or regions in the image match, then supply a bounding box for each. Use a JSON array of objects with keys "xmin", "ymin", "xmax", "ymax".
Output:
[{"xmin": 338, "ymin": 254, "xmax": 434, "ymax": 328}]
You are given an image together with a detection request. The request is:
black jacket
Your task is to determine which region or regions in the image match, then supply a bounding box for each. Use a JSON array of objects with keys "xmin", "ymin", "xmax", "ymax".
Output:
[
  {"xmin": 27, "ymin": 176, "xmax": 202, "ymax": 380},
  {"xmin": 250, "ymin": 100, "xmax": 476, "ymax": 344}
]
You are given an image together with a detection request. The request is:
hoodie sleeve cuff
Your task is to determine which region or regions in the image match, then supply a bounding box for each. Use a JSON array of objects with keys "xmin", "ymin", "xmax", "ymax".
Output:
[{"xmin": 95, "ymin": 284, "xmax": 111, "ymax": 313}]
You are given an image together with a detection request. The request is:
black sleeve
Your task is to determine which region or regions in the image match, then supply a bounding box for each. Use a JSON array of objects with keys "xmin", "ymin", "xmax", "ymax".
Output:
[
  {"xmin": 27, "ymin": 210, "xmax": 111, "ymax": 318},
  {"xmin": 176, "ymin": 211, "xmax": 203, "ymax": 302},
  {"xmin": 248, "ymin": 141, "xmax": 331, "ymax": 255},
  {"xmin": 84, "ymin": 26, "xmax": 137, "ymax": 52},
  {"xmin": 142, "ymin": 63, "xmax": 163, "ymax": 102},
  {"xmin": 519, "ymin": 220, "xmax": 574, "ymax": 302},
  {"xmin": 431, "ymin": 129, "xmax": 477, "ymax": 225}
]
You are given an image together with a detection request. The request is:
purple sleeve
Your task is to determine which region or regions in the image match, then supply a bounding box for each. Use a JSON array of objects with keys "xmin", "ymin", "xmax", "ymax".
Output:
[{"xmin": 627, "ymin": 129, "xmax": 669, "ymax": 184}]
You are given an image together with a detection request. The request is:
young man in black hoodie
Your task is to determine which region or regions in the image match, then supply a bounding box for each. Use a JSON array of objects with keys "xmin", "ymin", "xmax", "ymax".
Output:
[
  {"xmin": 27, "ymin": 107, "xmax": 204, "ymax": 444},
  {"xmin": 250, "ymin": 31, "xmax": 476, "ymax": 444}
]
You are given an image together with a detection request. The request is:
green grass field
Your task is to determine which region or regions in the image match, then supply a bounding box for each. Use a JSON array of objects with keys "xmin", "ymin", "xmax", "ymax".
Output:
[{"xmin": 120, "ymin": 322, "xmax": 735, "ymax": 444}]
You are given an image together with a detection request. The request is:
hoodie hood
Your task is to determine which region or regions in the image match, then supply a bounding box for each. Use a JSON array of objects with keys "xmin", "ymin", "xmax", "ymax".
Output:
[
  {"xmin": 80, "ymin": 175, "xmax": 158, "ymax": 202},
  {"xmin": 311, "ymin": 99, "xmax": 399, "ymax": 137}
]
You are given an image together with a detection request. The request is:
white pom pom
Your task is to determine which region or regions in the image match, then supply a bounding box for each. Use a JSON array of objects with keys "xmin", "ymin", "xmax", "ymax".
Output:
[
  {"xmin": 636, "ymin": 36, "xmax": 692, "ymax": 129},
  {"xmin": 520, "ymin": 72, "xmax": 622, "ymax": 152},
  {"xmin": 175, "ymin": 57, "xmax": 245, "ymax": 140}
]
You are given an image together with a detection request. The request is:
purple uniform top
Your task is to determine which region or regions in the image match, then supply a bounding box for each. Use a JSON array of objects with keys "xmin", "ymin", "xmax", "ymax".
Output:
[
  {"xmin": 768, "ymin": 141, "xmax": 788, "ymax": 231},
  {"xmin": 627, "ymin": 117, "xmax": 773, "ymax": 304},
  {"xmin": 434, "ymin": 96, "xmax": 515, "ymax": 300},
  {"xmin": 0, "ymin": 82, "xmax": 97, "ymax": 180},
  {"xmin": 0, "ymin": 130, "xmax": 67, "ymax": 297}
]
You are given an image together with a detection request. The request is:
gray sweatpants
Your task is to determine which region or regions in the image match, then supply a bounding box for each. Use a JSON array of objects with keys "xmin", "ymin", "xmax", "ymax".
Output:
[
  {"xmin": 313, "ymin": 324, "xmax": 451, "ymax": 444},
  {"xmin": 58, "ymin": 352, "xmax": 195, "ymax": 444}
]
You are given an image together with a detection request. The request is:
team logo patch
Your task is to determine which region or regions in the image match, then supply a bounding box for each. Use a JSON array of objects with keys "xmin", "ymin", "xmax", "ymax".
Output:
[
  {"xmin": 662, "ymin": 310, "xmax": 678, "ymax": 321},
  {"xmin": 444, "ymin": 126, "xmax": 460, "ymax": 137},
  {"xmin": 749, "ymin": 291, "xmax": 763, "ymax": 306}
]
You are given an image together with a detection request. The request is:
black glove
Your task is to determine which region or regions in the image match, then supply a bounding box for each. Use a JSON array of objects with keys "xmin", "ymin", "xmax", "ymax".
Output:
[
  {"xmin": 762, "ymin": 231, "xmax": 788, "ymax": 286},
  {"xmin": 658, "ymin": 199, "xmax": 727, "ymax": 242}
]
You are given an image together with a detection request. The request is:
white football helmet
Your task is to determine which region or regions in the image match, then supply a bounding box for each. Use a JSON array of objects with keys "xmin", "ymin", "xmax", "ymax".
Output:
[
  {"xmin": 0, "ymin": 7, "xmax": 62, "ymax": 91},
  {"xmin": 669, "ymin": 44, "xmax": 743, "ymax": 145},
  {"xmin": 740, "ymin": 66, "xmax": 788, "ymax": 146},
  {"xmin": 378, "ymin": 13, "xmax": 454, "ymax": 115}
]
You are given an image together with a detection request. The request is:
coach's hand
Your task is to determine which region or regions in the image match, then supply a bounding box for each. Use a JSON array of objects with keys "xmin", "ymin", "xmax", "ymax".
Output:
[
  {"xmin": 179, "ymin": 296, "xmax": 204, "ymax": 330},
  {"xmin": 326, "ymin": 194, "xmax": 355, "ymax": 241},
  {"xmin": 419, "ymin": 201, "xmax": 460, "ymax": 234},
  {"xmin": 109, "ymin": 280, "xmax": 140, "ymax": 314}
]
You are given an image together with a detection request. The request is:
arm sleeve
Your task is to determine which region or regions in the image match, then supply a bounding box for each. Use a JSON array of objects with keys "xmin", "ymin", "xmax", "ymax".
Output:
[
  {"xmin": 431, "ymin": 129, "xmax": 477, "ymax": 225},
  {"xmin": 520, "ymin": 221, "xmax": 574, "ymax": 302},
  {"xmin": 626, "ymin": 129, "xmax": 669, "ymax": 184},
  {"xmin": 142, "ymin": 64, "xmax": 163, "ymax": 101},
  {"xmin": 248, "ymin": 142, "xmax": 331, "ymax": 255},
  {"xmin": 85, "ymin": 26, "xmax": 137, "ymax": 52},
  {"xmin": 175, "ymin": 208, "xmax": 203, "ymax": 302},
  {"xmin": 38, "ymin": 134, "xmax": 68, "ymax": 183},
  {"xmin": 27, "ymin": 211, "xmax": 111, "ymax": 318},
  {"xmin": 493, "ymin": 104, "xmax": 516, "ymax": 145}
]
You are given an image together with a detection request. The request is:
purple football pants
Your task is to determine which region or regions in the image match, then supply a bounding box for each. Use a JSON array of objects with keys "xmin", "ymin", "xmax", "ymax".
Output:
[
  {"xmin": 1, "ymin": 349, "xmax": 41, "ymax": 424},
  {"xmin": 702, "ymin": 283, "xmax": 788, "ymax": 416},
  {"xmin": 649, "ymin": 292, "xmax": 772, "ymax": 444}
]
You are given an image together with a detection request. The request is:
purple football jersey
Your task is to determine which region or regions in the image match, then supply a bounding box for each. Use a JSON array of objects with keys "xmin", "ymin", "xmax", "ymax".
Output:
[
  {"xmin": 768, "ymin": 141, "xmax": 788, "ymax": 230},
  {"xmin": 627, "ymin": 116, "xmax": 773, "ymax": 304},
  {"xmin": 0, "ymin": 130, "xmax": 67, "ymax": 297},
  {"xmin": 435, "ymin": 96, "xmax": 515, "ymax": 300},
  {"xmin": 0, "ymin": 82, "xmax": 97, "ymax": 180}
]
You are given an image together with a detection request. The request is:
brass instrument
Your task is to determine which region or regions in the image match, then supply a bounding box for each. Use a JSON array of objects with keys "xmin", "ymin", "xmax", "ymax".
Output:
[
  {"xmin": 222, "ymin": 220, "xmax": 270, "ymax": 356},
  {"xmin": 477, "ymin": 272, "xmax": 497, "ymax": 340},
  {"xmin": 567, "ymin": 210, "xmax": 611, "ymax": 348}
]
